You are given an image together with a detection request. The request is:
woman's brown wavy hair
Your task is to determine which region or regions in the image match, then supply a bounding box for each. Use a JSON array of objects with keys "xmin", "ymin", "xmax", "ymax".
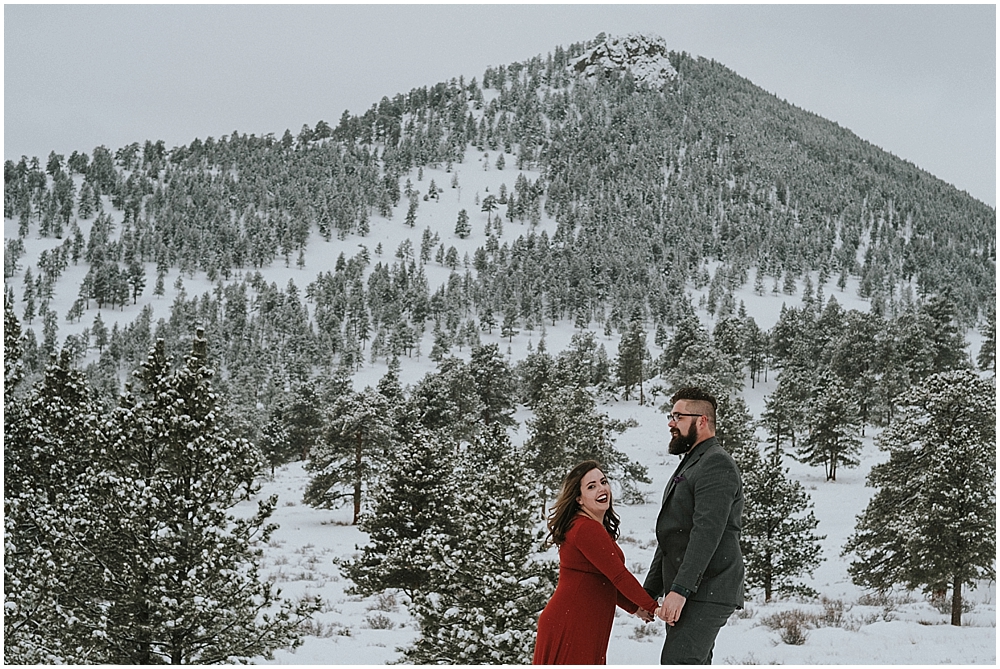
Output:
[{"xmin": 545, "ymin": 460, "xmax": 620, "ymax": 547}]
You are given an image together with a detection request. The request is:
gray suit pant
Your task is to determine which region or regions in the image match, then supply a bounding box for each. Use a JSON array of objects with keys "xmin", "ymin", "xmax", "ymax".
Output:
[{"xmin": 659, "ymin": 600, "xmax": 736, "ymax": 665}]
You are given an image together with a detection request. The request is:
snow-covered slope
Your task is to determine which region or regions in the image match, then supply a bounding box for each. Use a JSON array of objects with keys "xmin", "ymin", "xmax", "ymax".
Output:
[{"xmin": 250, "ymin": 395, "xmax": 996, "ymax": 665}]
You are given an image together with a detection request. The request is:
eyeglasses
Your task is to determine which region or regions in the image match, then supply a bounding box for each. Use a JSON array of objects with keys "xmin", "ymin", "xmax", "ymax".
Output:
[{"xmin": 668, "ymin": 412, "xmax": 703, "ymax": 422}]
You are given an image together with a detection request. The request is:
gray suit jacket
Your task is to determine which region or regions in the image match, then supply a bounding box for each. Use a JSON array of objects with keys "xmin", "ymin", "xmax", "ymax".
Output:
[{"xmin": 643, "ymin": 436, "xmax": 745, "ymax": 607}]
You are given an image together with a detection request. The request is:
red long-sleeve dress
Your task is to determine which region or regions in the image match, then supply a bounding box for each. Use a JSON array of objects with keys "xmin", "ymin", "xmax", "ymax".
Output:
[{"xmin": 532, "ymin": 515, "xmax": 658, "ymax": 665}]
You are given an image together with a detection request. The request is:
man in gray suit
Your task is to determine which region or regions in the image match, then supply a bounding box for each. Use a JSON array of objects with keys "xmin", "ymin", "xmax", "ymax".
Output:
[{"xmin": 643, "ymin": 387, "xmax": 744, "ymax": 664}]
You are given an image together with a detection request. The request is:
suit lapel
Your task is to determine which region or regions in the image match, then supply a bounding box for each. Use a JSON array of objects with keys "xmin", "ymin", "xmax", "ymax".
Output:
[{"xmin": 659, "ymin": 439, "xmax": 713, "ymax": 506}]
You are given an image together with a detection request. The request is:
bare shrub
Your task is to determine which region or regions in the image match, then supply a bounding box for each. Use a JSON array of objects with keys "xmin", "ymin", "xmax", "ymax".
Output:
[
  {"xmin": 761, "ymin": 609, "xmax": 812, "ymax": 645},
  {"xmin": 928, "ymin": 591, "xmax": 976, "ymax": 616},
  {"xmin": 724, "ymin": 652, "xmax": 761, "ymax": 664},
  {"xmin": 365, "ymin": 612, "xmax": 396, "ymax": 630},
  {"xmin": 299, "ymin": 619, "xmax": 337, "ymax": 638},
  {"xmin": 780, "ymin": 620, "xmax": 808, "ymax": 646},
  {"xmin": 366, "ymin": 592, "xmax": 398, "ymax": 613},
  {"xmin": 629, "ymin": 623, "xmax": 663, "ymax": 640},
  {"xmin": 818, "ymin": 597, "xmax": 849, "ymax": 627}
]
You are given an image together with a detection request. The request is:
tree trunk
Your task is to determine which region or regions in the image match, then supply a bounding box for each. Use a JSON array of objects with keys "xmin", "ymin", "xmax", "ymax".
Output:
[
  {"xmin": 764, "ymin": 547, "xmax": 773, "ymax": 602},
  {"xmin": 353, "ymin": 432, "xmax": 363, "ymax": 525},
  {"xmin": 951, "ymin": 574, "xmax": 963, "ymax": 626}
]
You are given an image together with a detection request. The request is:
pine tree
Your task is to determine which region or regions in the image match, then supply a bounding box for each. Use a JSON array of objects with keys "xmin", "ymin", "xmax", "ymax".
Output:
[
  {"xmin": 410, "ymin": 356, "xmax": 485, "ymax": 443},
  {"xmin": 615, "ymin": 320, "xmax": 648, "ymax": 403},
  {"xmin": 740, "ymin": 444, "xmax": 824, "ymax": 602},
  {"xmin": 844, "ymin": 369, "xmax": 995, "ymax": 626},
  {"xmin": 662, "ymin": 340, "xmax": 742, "ymax": 400},
  {"xmin": 4, "ymin": 292, "xmax": 23, "ymax": 396},
  {"xmin": 712, "ymin": 314, "xmax": 747, "ymax": 373},
  {"xmin": 658, "ymin": 314, "xmax": 709, "ymax": 372},
  {"xmin": 403, "ymin": 425, "xmax": 556, "ymax": 664},
  {"xmin": 501, "ymin": 303, "xmax": 520, "ymax": 342},
  {"xmin": 469, "ymin": 343, "xmax": 518, "ymax": 428},
  {"xmin": 304, "ymin": 387, "xmax": 394, "ymax": 524},
  {"xmin": 517, "ymin": 337, "xmax": 555, "ymax": 408},
  {"xmin": 86, "ymin": 332, "xmax": 318, "ymax": 662},
  {"xmin": 526, "ymin": 383, "xmax": 648, "ymax": 506},
  {"xmin": 796, "ymin": 372, "xmax": 862, "ymax": 481},
  {"xmin": 283, "ymin": 380, "xmax": 328, "ymax": 460},
  {"xmin": 920, "ymin": 294, "xmax": 972, "ymax": 375},
  {"xmin": 4, "ymin": 347, "xmax": 102, "ymax": 663},
  {"xmin": 976, "ymin": 308, "xmax": 995, "ymax": 374},
  {"xmin": 5, "ymin": 331, "xmax": 317, "ymax": 662},
  {"xmin": 455, "ymin": 208, "xmax": 472, "ymax": 239},
  {"xmin": 339, "ymin": 419, "xmax": 457, "ymax": 600},
  {"xmin": 405, "ymin": 197, "xmax": 418, "ymax": 227}
]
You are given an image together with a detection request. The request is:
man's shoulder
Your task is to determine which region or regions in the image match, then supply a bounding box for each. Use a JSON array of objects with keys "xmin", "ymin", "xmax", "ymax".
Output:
[{"xmin": 694, "ymin": 439, "xmax": 740, "ymax": 471}]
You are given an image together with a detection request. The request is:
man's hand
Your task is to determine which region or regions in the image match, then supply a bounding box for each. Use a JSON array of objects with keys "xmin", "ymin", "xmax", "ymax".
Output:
[{"xmin": 655, "ymin": 591, "xmax": 687, "ymax": 626}]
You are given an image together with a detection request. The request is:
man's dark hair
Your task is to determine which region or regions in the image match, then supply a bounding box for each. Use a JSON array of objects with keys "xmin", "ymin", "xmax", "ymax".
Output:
[{"xmin": 670, "ymin": 386, "xmax": 717, "ymax": 424}]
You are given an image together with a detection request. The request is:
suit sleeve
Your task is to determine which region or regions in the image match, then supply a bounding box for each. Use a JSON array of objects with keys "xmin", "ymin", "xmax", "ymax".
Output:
[
  {"xmin": 673, "ymin": 453, "xmax": 741, "ymax": 593},
  {"xmin": 642, "ymin": 542, "xmax": 665, "ymax": 599},
  {"xmin": 575, "ymin": 519, "xmax": 658, "ymax": 614}
]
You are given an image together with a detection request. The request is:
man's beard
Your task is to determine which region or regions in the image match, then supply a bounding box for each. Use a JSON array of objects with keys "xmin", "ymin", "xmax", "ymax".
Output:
[{"xmin": 668, "ymin": 421, "xmax": 698, "ymax": 455}]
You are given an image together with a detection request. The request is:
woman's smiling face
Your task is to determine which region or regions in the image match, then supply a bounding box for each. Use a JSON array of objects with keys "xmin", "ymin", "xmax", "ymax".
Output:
[{"xmin": 576, "ymin": 468, "xmax": 611, "ymax": 521}]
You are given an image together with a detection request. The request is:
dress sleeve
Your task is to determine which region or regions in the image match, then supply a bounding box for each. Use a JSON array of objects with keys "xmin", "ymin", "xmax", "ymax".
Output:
[{"xmin": 574, "ymin": 518, "xmax": 658, "ymax": 614}]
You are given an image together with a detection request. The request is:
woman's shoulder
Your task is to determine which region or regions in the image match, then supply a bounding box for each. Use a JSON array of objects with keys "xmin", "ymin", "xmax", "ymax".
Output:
[{"xmin": 567, "ymin": 514, "xmax": 610, "ymax": 541}]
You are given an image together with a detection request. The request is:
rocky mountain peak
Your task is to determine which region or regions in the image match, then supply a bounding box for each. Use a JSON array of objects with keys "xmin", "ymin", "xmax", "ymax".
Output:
[{"xmin": 571, "ymin": 33, "xmax": 677, "ymax": 87}]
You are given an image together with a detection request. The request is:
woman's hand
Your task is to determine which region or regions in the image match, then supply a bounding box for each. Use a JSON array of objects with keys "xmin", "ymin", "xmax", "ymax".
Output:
[{"xmin": 636, "ymin": 607, "xmax": 655, "ymax": 622}]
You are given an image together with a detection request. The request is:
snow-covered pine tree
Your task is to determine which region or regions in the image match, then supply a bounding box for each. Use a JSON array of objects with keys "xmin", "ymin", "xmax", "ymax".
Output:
[
  {"xmin": 844, "ymin": 369, "xmax": 995, "ymax": 626},
  {"xmin": 468, "ymin": 342, "xmax": 518, "ymax": 428},
  {"xmin": 339, "ymin": 417, "xmax": 457, "ymax": 600},
  {"xmin": 409, "ymin": 356, "xmax": 485, "ymax": 443},
  {"xmin": 709, "ymin": 386, "xmax": 824, "ymax": 601},
  {"xmin": 517, "ymin": 337, "xmax": 555, "ymax": 408},
  {"xmin": 85, "ymin": 332, "xmax": 317, "ymax": 663},
  {"xmin": 828, "ymin": 310, "xmax": 881, "ymax": 433},
  {"xmin": 4, "ymin": 291, "xmax": 23, "ymax": 398},
  {"xmin": 615, "ymin": 319, "xmax": 648, "ymax": 403},
  {"xmin": 526, "ymin": 382, "xmax": 648, "ymax": 506},
  {"xmin": 712, "ymin": 314, "xmax": 748, "ymax": 374},
  {"xmin": 662, "ymin": 340, "xmax": 743, "ymax": 401},
  {"xmin": 976, "ymin": 308, "xmax": 995, "ymax": 374},
  {"xmin": 304, "ymin": 386, "xmax": 394, "ymax": 523},
  {"xmin": 455, "ymin": 208, "xmax": 472, "ymax": 239},
  {"xmin": 796, "ymin": 372, "xmax": 862, "ymax": 481},
  {"xmin": 403, "ymin": 425, "xmax": 556, "ymax": 664},
  {"xmin": 759, "ymin": 384, "xmax": 797, "ymax": 456},
  {"xmin": 657, "ymin": 313, "xmax": 710, "ymax": 372},
  {"xmin": 919, "ymin": 294, "xmax": 973, "ymax": 375},
  {"xmin": 740, "ymin": 444, "xmax": 824, "ymax": 602},
  {"xmin": 4, "ymin": 345, "xmax": 103, "ymax": 663}
]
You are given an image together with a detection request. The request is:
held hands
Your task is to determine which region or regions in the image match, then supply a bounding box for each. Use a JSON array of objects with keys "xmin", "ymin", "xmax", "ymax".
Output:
[
  {"xmin": 635, "ymin": 607, "xmax": 655, "ymax": 623},
  {"xmin": 655, "ymin": 591, "xmax": 687, "ymax": 626}
]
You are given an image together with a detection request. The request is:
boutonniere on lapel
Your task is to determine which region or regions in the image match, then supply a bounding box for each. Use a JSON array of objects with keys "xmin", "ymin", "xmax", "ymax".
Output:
[{"xmin": 672, "ymin": 474, "xmax": 686, "ymax": 484}]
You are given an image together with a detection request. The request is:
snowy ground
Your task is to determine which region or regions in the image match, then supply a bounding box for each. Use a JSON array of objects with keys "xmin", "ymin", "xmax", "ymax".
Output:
[
  {"xmin": 246, "ymin": 389, "xmax": 995, "ymax": 665},
  {"xmin": 6, "ymin": 138, "xmax": 995, "ymax": 664}
]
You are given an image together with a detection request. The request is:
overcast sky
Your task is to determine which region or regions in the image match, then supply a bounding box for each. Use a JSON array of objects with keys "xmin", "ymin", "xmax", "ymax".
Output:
[{"xmin": 4, "ymin": 4, "xmax": 995, "ymax": 207}]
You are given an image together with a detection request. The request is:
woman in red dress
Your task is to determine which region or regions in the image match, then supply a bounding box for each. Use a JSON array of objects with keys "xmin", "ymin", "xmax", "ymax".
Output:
[{"xmin": 533, "ymin": 460, "xmax": 660, "ymax": 665}]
